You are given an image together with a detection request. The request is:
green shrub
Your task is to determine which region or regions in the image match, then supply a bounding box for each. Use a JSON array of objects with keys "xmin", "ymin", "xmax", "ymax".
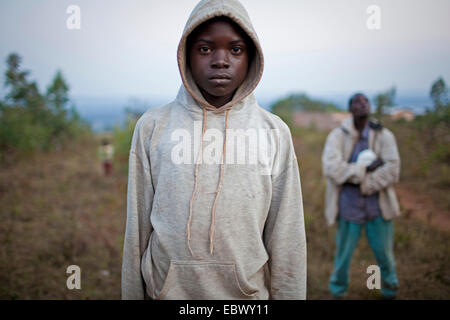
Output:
[{"xmin": 0, "ymin": 53, "xmax": 90, "ymax": 162}]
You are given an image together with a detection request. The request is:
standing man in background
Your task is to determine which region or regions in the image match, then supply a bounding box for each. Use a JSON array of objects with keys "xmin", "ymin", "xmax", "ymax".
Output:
[{"xmin": 322, "ymin": 93, "xmax": 401, "ymax": 299}]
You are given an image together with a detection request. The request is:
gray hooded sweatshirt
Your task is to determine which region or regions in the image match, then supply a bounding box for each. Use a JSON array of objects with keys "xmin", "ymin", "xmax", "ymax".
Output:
[{"xmin": 121, "ymin": 0, "xmax": 306, "ymax": 300}]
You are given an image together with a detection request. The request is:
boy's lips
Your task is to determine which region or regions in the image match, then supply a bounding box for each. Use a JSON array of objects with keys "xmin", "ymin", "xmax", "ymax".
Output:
[
  {"xmin": 208, "ymin": 74, "xmax": 232, "ymax": 85},
  {"xmin": 209, "ymin": 78, "xmax": 232, "ymax": 85},
  {"xmin": 209, "ymin": 73, "xmax": 232, "ymax": 79}
]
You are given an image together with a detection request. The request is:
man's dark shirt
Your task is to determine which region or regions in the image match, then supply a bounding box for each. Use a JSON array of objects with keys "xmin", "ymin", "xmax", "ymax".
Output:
[{"xmin": 338, "ymin": 124, "xmax": 381, "ymax": 224}]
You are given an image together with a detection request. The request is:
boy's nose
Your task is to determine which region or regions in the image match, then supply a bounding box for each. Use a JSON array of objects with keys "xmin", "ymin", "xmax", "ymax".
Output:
[{"xmin": 211, "ymin": 50, "xmax": 230, "ymax": 68}]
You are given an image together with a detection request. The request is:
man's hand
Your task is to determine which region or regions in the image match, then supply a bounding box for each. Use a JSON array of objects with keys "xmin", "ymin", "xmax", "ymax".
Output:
[{"xmin": 366, "ymin": 158, "xmax": 384, "ymax": 172}]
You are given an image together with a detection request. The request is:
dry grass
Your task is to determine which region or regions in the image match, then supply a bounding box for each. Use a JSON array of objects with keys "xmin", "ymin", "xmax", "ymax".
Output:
[
  {"xmin": 292, "ymin": 125, "xmax": 450, "ymax": 299},
  {"xmin": 0, "ymin": 134, "xmax": 125, "ymax": 299},
  {"xmin": 0, "ymin": 123, "xmax": 449, "ymax": 299}
]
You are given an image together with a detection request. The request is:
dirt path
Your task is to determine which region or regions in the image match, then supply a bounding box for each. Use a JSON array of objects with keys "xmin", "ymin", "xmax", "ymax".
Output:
[{"xmin": 396, "ymin": 185, "xmax": 450, "ymax": 232}]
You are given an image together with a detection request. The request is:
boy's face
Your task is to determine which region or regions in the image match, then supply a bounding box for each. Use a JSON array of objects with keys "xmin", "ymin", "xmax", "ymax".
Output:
[
  {"xmin": 188, "ymin": 19, "xmax": 250, "ymax": 107},
  {"xmin": 349, "ymin": 94, "xmax": 370, "ymax": 118}
]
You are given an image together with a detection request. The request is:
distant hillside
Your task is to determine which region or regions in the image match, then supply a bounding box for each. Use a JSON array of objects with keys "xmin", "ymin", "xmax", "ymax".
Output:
[
  {"xmin": 270, "ymin": 93, "xmax": 342, "ymax": 127},
  {"xmin": 71, "ymin": 93, "xmax": 434, "ymax": 132},
  {"xmin": 72, "ymin": 96, "xmax": 163, "ymax": 132},
  {"xmin": 272, "ymin": 93, "xmax": 341, "ymax": 113}
]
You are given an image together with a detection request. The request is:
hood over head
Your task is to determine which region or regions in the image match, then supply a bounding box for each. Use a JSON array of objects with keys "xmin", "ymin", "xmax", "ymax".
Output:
[
  {"xmin": 177, "ymin": 0, "xmax": 264, "ymax": 114},
  {"xmin": 178, "ymin": 0, "xmax": 264, "ymax": 257}
]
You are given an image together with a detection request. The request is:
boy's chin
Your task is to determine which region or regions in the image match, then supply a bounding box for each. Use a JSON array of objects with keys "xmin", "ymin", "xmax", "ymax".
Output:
[{"xmin": 204, "ymin": 87, "xmax": 235, "ymax": 99}]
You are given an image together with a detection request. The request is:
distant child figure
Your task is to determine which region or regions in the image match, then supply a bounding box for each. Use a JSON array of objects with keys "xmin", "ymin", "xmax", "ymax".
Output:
[
  {"xmin": 99, "ymin": 138, "xmax": 114, "ymax": 176},
  {"xmin": 121, "ymin": 0, "xmax": 306, "ymax": 300},
  {"xmin": 322, "ymin": 93, "xmax": 401, "ymax": 299}
]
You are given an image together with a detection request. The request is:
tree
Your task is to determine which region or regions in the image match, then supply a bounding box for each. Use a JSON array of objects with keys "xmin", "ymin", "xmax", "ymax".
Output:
[
  {"xmin": 46, "ymin": 70, "xmax": 70, "ymax": 111},
  {"xmin": 430, "ymin": 77, "xmax": 448, "ymax": 112},
  {"xmin": 4, "ymin": 53, "xmax": 43, "ymax": 109},
  {"xmin": 374, "ymin": 86, "xmax": 396, "ymax": 116},
  {"xmin": 4, "ymin": 53, "xmax": 28, "ymax": 104},
  {"xmin": 45, "ymin": 70, "xmax": 72, "ymax": 137},
  {"xmin": 0, "ymin": 52, "xmax": 89, "ymax": 159}
]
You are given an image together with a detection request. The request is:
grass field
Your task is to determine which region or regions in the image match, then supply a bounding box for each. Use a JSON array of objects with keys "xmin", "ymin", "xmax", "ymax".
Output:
[
  {"xmin": 292, "ymin": 125, "xmax": 450, "ymax": 299},
  {"xmin": 0, "ymin": 122, "xmax": 449, "ymax": 299}
]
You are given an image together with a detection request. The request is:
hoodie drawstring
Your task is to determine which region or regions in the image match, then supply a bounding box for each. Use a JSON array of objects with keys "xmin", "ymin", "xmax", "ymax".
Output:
[
  {"xmin": 186, "ymin": 107, "xmax": 231, "ymax": 257},
  {"xmin": 186, "ymin": 107, "xmax": 207, "ymax": 257},
  {"xmin": 209, "ymin": 108, "xmax": 230, "ymax": 255}
]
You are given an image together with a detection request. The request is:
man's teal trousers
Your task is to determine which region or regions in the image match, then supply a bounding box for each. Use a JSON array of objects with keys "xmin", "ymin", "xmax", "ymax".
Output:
[{"xmin": 329, "ymin": 216, "xmax": 399, "ymax": 298}]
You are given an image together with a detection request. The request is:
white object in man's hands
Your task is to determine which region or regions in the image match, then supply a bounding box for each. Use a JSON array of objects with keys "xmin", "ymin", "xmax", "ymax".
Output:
[{"xmin": 357, "ymin": 149, "xmax": 377, "ymax": 166}]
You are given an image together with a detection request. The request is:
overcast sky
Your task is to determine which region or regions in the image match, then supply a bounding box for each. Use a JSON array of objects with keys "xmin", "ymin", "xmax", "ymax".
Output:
[{"xmin": 0, "ymin": 0, "xmax": 449, "ymax": 104}]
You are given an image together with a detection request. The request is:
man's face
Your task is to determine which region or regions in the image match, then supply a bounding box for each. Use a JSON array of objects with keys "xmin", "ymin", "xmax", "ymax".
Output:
[
  {"xmin": 349, "ymin": 95, "xmax": 370, "ymax": 118},
  {"xmin": 188, "ymin": 19, "xmax": 250, "ymax": 107}
]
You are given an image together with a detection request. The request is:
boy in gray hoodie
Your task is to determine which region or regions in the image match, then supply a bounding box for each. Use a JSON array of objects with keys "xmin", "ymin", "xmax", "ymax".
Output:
[{"xmin": 121, "ymin": 0, "xmax": 306, "ymax": 300}]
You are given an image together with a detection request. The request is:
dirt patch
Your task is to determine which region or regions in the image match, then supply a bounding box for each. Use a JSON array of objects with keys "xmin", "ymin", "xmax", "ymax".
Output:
[{"xmin": 396, "ymin": 185, "xmax": 450, "ymax": 232}]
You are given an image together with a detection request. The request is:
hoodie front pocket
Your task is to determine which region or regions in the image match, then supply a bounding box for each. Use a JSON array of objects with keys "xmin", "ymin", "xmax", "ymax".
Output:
[{"xmin": 155, "ymin": 260, "xmax": 258, "ymax": 300}]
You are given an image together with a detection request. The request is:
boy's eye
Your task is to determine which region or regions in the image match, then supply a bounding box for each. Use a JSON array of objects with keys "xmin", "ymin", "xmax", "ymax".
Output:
[
  {"xmin": 231, "ymin": 46, "xmax": 243, "ymax": 54},
  {"xmin": 199, "ymin": 46, "xmax": 211, "ymax": 54}
]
